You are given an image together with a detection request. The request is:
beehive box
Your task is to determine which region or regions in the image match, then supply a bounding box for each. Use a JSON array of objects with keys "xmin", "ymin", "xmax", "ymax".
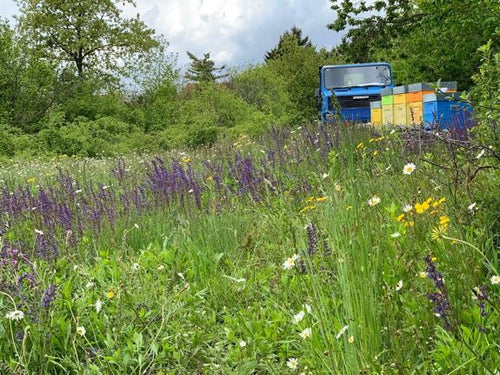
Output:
[
  {"xmin": 381, "ymin": 88, "xmax": 393, "ymax": 125},
  {"xmin": 423, "ymin": 92, "xmax": 472, "ymax": 129},
  {"xmin": 370, "ymin": 101, "xmax": 382, "ymax": 126},
  {"xmin": 408, "ymin": 102, "xmax": 424, "ymax": 125},
  {"xmin": 393, "ymin": 86, "xmax": 409, "ymax": 126}
]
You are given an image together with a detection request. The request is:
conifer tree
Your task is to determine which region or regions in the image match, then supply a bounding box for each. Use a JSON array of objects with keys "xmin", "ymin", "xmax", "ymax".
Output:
[{"xmin": 184, "ymin": 52, "xmax": 228, "ymax": 83}]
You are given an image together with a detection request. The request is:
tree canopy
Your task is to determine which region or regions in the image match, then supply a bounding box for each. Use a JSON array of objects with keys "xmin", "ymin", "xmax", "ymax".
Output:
[
  {"xmin": 15, "ymin": 0, "xmax": 158, "ymax": 78},
  {"xmin": 328, "ymin": 0, "xmax": 500, "ymax": 88}
]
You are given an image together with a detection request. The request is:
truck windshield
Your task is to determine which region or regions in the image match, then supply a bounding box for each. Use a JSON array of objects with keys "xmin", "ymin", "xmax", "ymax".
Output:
[{"xmin": 323, "ymin": 65, "xmax": 392, "ymax": 89}]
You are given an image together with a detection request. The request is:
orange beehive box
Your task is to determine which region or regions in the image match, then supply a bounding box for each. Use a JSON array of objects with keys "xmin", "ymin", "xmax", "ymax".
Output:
[{"xmin": 407, "ymin": 82, "xmax": 458, "ymax": 103}]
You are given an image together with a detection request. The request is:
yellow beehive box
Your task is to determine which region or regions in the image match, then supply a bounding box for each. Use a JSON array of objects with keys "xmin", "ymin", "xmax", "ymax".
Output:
[
  {"xmin": 370, "ymin": 101, "xmax": 382, "ymax": 126},
  {"xmin": 394, "ymin": 103, "xmax": 409, "ymax": 126},
  {"xmin": 408, "ymin": 102, "xmax": 424, "ymax": 125},
  {"xmin": 393, "ymin": 86, "xmax": 408, "ymax": 105},
  {"xmin": 382, "ymin": 105, "xmax": 394, "ymax": 126},
  {"xmin": 371, "ymin": 109, "xmax": 382, "ymax": 126}
]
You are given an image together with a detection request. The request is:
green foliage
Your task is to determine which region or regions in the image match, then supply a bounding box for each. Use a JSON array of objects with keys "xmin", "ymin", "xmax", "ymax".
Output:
[
  {"xmin": 471, "ymin": 40, "xmax": 500, "ymax": 148},
  {"xmin": 266, "ymin": 36, "xmax": 325, "ymax": 123},
  {"xmin": 230, "ymin": 64, "xmax": 298, "ymax": 126},
  {"xmin": 328, "ymin": 0, "xmax": 417, "ymax": 63},
  {"xmin": 38, "ymin": 116, "xmax": 143, "ymax": 157},
  {"xmin": 384, "ymin": 0, "xmax": 500, "ymax": 88},
  {"xmin": 16, "ymin": 0, "xmax": 158, "ymax": 78},
  {"xmin": 0, "ymin": 20, "xmax": 56, "ymax": 132},
  {"xmin": 185, "ymin": 52, "xmax": 228, "ymax": 83},
  {"xmin": 177, "ymin": 83, "xmax": 269, "ymax": 145}
]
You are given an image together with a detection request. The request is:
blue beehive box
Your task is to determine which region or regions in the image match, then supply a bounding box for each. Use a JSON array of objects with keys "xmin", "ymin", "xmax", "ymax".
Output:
[{"xmin": 423, "ymin": 93, "xmax": 473, "ymax": 130}]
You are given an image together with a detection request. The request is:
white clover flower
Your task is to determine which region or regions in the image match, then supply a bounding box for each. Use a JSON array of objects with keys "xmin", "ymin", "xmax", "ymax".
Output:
[
  {"xmin": 34, "ymin": 229, "xmax": 44, "ymax": 235},
  {"xmin": 95, "ymin": 299, "xmax": 102, "ymax": 314},
  {"xmin": 5, "ymin": 310, "xmax": 24, "ymax": 321},
  {"xmin": 322, "ymin": 173, "xmax": 329, "ymax": 179},
  {"xmin": 293, "ymin": 310, "xmax": 305, "ymax": 324},
  {"xmin": 396, "ymin": 280, "xmax": 403, "ymax": 291},
  {"xmin": 403, "ymin": 204, "xmax": 413, "ymax": 213},
  {"xmin": 336, "ymin": 325, "xmax": 349, "ymax": 339},
  {"xmin": 468, "ymin": 202, "xmax": 477, "ymax": 211},
  {"xmin": 157, "ymin": 265, "xmax": 165, "ymax": 271},
  {"xmin": 85, "ymin": 281, "xmax": 95, "ymax": 289},
  {"xmin": 286, "ymin": 357, "xmax": 299, "ymax": 370},
  {"xmin": 76, "ymin": 326, "xmax": 86, "ymax": 336},
  {"xmin": 391, "ymin": 232, "xmax": 401, "ymax": 238},
  {"xmin": 239, "ymin": 340, "xmax": 246, "ymax": 348},
  {"xmin": 491, "ymin": 275, "xmax": 500, "ymax": 285},
  {"xmin": 299, "ymin": 328, "xmax": 312, "ymax": 339},
  {"xmin": 403, "ymin": 163, "xmax": 416, "ymax": 175},
  {"xmin": 368, "ymin": 195, "xmax": 381, "ymax": 207},
  {"xmin": 131, "ymin": 263, "xmax": 140, "ymax": 271}
]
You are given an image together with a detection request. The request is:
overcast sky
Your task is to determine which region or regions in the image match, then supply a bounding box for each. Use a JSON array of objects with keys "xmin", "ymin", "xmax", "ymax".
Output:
[{"xmin": 0, "ymin": 0, "xmax": 343, "ymax": 68}]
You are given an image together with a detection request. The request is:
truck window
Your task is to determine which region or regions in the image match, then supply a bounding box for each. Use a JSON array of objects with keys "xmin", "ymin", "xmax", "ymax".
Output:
[{"xmin": 323, "ymin": 65, "xmax": 392, "ymax": 89}]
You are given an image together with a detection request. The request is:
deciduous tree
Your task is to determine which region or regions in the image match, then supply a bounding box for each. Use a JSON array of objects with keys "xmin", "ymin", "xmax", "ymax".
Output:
[{"xmin": 15, "ymin": 0, "xmax": 158, "ymax": 78}]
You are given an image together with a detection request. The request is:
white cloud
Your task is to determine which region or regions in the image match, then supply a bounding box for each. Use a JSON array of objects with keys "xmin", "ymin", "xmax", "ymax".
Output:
[
  {"xmin": 123, "ymin": 0, "xmax": 343, "ymax": 67},
  {"xmin": 1, "ymin": 0, "xmax": 344, "ymax": 68}
]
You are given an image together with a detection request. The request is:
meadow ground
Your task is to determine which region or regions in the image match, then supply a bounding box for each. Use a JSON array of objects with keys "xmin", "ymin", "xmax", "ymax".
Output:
[{"xmin": 0, "ymin": 123, "xmax": 498, "ymax": 374}]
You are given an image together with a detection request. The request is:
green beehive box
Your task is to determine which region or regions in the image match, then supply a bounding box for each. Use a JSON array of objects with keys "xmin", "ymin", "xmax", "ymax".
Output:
[{"xmin": 381, "ymin": 87, "xmax": 393, "ymax": 106}]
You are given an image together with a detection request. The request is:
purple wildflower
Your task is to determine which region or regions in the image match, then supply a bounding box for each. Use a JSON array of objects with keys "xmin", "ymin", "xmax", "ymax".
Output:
[
  {"xmin": 425, "ymin": 255, "xmax": 453, "ymax": 330},
  {"xmin": 41, "ymin": 284, "xmax": 57, "ymax": 310}
]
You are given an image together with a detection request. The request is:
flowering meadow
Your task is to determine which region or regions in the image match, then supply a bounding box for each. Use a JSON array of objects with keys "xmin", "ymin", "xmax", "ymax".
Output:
[{"xmin": 0, "ymin": 123, "xmax": 499, "ymax": 374}]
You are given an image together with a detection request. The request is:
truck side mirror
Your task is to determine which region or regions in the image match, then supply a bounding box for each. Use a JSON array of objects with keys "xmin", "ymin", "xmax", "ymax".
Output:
[{"xmin": 314, "ymin": 88, "xmax": 321, "ymax": 98}]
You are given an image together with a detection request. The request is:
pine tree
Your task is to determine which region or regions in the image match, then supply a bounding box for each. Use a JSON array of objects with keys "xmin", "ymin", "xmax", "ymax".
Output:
[
  {"xmin": 184, "ymin": 52, "xmax": 228, "ymax": 83},
  {"xmin": 265, "ymin": 26, "xmax": 312, "ymax": 62}
]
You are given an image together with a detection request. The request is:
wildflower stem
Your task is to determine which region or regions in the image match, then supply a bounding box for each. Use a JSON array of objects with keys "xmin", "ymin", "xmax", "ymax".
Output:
[{"xmin": 440, "ymin": 235, "xmax": 497, "ymax": 273}]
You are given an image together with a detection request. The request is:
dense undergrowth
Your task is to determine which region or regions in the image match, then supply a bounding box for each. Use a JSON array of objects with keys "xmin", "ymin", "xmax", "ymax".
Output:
[{"xmin": 0, "ymin": 120, "xmax": 498, "ymax": 374}]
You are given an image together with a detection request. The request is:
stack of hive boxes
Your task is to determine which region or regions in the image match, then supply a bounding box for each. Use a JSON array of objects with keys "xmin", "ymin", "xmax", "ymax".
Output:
[
  {"xmin": 374, "ymin": 81, "xmax": 469, "ymax": 128},
  {"xmin": 407, "ymin": 82, "xmax": 457, "ymax": 126}
]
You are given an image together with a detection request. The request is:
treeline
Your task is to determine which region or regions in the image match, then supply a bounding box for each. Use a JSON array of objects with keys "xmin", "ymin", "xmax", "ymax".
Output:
[{"xmin": 0, "ymin": 0, "xmax": 498, "ymax": 159}]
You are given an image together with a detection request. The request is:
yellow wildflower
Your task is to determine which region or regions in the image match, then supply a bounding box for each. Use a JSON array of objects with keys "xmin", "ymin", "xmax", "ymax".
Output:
[
  {"xmin": 356, "ymin": 142, "xmax": 365, "ymax": 149},
  {"xmin": 107, "ymin": 290, "xmax": 115, "ymax": 299},
  {"xmin": 439, "ymin": 216, "xmax": 450, "ymax": 226},
  {"xmin": 27, "ymin": 177, "xmax": 36, "ymax": 184},
  {"xmin": 372, "ymin": 150, "xmax": 378, "ymax": 156},
  {"xmin": 306, "ymin": 196, "xmax": 315, "ymax": 203},
  {"xmin": 181, "ymin": 157, "xmax": 191, "ymax": 163},
  {"xmin": 316, "ymin": 196, "xmax": 328, "ymax": 203},
  {"xmin": 396, "ymin": 214, "xmax": 405, "ymax": 222},
  {"xmin": 415, "ymin": 200, "xmax": 431, "ymax": 214}
]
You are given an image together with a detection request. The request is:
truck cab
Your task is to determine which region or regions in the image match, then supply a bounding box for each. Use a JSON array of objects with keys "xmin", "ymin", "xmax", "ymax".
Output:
[{"xmin": 317, "ymin": 63, "xmax": 394, "ymax": 123}]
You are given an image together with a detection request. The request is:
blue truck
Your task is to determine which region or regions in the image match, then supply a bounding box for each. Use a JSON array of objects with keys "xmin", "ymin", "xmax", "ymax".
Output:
[{"xmin": 316, "ymin": 62, "xmax": 394, "ymax": 123}]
